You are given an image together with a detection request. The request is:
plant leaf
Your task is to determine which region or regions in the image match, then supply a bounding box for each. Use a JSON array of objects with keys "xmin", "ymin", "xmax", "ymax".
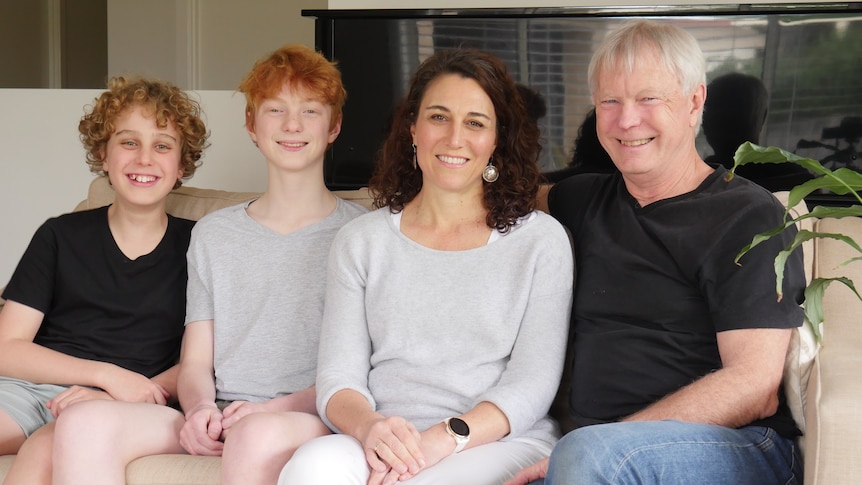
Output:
[
  {"xmin": 738, "ymin": 229, "xmax": 862, "ymax": 302},
  {"xmin": 803, "ymin": 278, "xmax": 827, "ymax": 342},
  {"xmin": 735, "ymin": 224, "xmax": 795, "ymax": 263},
  {"xmin": 804, "ymin": 230, "xmax": 862, "ymax": 256},
  {"xmin": 840, "ymin": 255, "xmax": 862, "ymax": 267},
  {"xmin": 787, "ymin": 169, "xmax": 862, "ymax": 207},
  {"xmin": 806, "ymin": 204, "xmax": 862, "ymax": 220},
  {"xmin": 735, "ymin": 210, "xmax": 862, "ymax": 265},
  {"xmin": 727, "ymin": 142, "xmax": 862, "ymax": 346},
  {"xmin": 770, "ymin": 230, "xmax": 852, "ymax": 299},
  {"xmin": 804, "ymin": 276, "xmax": 862, "ymax": 343},
  {"xmin": 728, "ymin": 142, "xmax": 862, "ymax": 207},
  {"xmin": 730, "ymin": 142, "xmax": 829, "ymax": 177}
]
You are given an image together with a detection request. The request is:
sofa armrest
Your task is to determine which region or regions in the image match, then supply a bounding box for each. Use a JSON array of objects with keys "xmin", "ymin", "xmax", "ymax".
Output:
[{"xmin": 803, "ymin": 216, "xmax": 862, "ymax": 484}]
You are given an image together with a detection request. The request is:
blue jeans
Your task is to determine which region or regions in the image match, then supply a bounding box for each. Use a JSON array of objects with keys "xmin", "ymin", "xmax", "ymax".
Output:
[{"xmin": 541, "ymin": 420, "xmax": 801, "ymax": 485}]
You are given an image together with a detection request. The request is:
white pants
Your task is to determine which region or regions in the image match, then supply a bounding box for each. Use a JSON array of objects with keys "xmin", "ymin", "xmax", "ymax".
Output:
[{"xmin": 278, "ymin": 433, "xmax": 552, "ymax": 485}]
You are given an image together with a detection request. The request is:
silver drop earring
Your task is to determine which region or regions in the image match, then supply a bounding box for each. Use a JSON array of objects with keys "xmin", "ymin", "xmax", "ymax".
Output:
[
  {"xmin": 482, "ymin": 159, "xmax": 499, "ymax": 183},
  {"xmin": 412, "ymin": 143, "xmax": 418, "ymax": 170}
]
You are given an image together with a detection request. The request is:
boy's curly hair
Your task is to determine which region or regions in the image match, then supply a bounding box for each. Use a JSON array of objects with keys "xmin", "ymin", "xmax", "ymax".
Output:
[{"xmin": 78, "ymin": 76, "xmax": 210, "ymax": 188}]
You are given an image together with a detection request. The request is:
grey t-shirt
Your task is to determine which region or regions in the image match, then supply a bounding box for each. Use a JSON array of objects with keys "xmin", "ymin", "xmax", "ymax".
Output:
[
  {"xmin": 317, "ymin": 208, "xmax": 574, "ymax": 445},
  {"xmin": 186, "ymin": 197, "xmax": 367, "ymax": 402}
]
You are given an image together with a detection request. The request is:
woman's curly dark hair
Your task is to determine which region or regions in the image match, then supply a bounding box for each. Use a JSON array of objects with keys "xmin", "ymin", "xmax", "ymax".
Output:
[
  {"xmin": 78, "ymin": 76, "xmax": 210, "ymax": 189},
  {"xmin": 369, "ymin": 49, "xmax": 541, "ymax": 232}
]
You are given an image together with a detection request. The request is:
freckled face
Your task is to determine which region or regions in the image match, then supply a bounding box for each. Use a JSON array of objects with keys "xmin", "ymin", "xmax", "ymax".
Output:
[
  {"xmin": 247, "ymin": 84, "xmax": 341, "ymax": 174},
  {"xmin": 593, "ymin": 53, "xmax": 703, "ymax": 176},
  {"xmin": 102, "ymin": 105, "xmax": 183, "ymax": 208},
  {"xmin": 410, "ymin": 74, "xmax": 497, "ymax": 195}
]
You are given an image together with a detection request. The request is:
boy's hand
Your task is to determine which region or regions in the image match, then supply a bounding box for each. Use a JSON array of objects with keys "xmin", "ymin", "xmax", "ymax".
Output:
[
  {"xmin": 46, "ymin": 385, "xmax": 112, "ymax": 418},
  {"xmin": 220, "ymin": 400, "xmax": 268, "ymax": 436},
  {"xmin": 179, "ymin": 405, "xmax": 225, "ymax": 456},
  {"xmin": 101, "ymin": 365, "xmax": 170, "ymax": 404}
]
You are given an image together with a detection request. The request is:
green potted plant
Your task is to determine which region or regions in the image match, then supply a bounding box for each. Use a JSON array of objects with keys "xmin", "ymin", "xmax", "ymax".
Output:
[{"xmin": 727, "ymin": 141, "xmax": 862, "ymax": 343}]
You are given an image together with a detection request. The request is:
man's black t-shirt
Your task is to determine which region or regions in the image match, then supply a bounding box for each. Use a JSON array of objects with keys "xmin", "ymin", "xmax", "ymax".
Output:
[{"xmin": 548, "ymin": 166, "xmax": 805, "ymax": 438}]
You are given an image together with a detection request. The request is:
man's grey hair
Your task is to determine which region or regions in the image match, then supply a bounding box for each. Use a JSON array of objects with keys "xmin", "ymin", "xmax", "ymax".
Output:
[{"xmin": 588, "ymin": 20, "xmax": 707, "ymax": 98}]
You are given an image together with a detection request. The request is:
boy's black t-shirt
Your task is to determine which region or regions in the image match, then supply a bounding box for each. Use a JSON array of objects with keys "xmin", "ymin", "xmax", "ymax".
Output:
[{"xmin": 3, "ymin": 206, "xmax": 194, "ymax": 378}]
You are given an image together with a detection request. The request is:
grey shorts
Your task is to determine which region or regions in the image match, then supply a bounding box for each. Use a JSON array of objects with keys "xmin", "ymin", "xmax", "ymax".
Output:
[
  {"xmin": 215, "ymin": 399, "xmax": 234, "ymax": 411},
  {"xmin": 0, "ymin": 376, "xmax": 68, "ymax": 437}
]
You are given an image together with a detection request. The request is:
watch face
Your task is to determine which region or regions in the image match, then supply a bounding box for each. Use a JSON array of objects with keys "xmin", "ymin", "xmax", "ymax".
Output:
[{"xmin": 449, "ymin": 417, "xmax": 470, "ymax": 437}]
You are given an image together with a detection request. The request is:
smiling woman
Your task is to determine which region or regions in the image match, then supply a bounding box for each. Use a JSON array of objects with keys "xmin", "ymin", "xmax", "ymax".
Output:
[
  {"xmin": 409, "ymin": 74, "xmax": 498, "ymax": 222},
  {"xmin": 277, "ymin": 48, "xmax": 574, "ymax": 485},
  {"xmin": 371, "ymin": 49, "xmax": 542, "ymax": 234}
]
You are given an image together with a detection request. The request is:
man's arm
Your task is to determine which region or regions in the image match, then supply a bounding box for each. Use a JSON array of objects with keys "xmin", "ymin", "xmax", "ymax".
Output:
[
  {"xmin": 505, "ymin": 326, "xmax": 790, "ymax": 485},
  {"xmin": 626, "ymin": 327, "xmax": 791, "ymax": 427}
]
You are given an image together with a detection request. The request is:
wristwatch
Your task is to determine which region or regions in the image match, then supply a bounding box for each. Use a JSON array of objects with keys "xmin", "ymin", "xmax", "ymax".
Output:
[{"xmin": 443, "ymin": 417, "xmax": 470, "ymax": 454}]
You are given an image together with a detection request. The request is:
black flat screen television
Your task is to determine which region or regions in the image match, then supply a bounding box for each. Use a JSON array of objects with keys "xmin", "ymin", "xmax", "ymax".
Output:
[{"xmin": 303, "ymin": 5, "xmax": 862, "ymax": 195}]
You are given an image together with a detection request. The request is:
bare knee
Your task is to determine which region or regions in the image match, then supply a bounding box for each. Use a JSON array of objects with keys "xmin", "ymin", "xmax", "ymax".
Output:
[
  {"xmin": 224, "ymin": 413, "xmax": 288, "ymax": 457},
  {"xmin": 224, "ymin": 412, "xmax": 329, "ymax": 461},
  {"xmin": 55, "ymin": 400, "xmax": 123, "ymax": 442}
]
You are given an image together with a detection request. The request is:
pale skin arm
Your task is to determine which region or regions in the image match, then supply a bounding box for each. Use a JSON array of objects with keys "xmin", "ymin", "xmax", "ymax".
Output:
[
  {"xmin": 0, "ymin": 300, "xmax": 168, "ymax": 404},
  {"xmin": 375, "ymin": 401, "xmax": 511, "ymax": 485},
  {"xmin": 327, "ymin": 389, "xmax": 511, "ymax": 485},
  {"xmin": 46, "ymin": 365, "xmax": 180, "ymax": 419},
  {"xmin": 151, "ymin": 364, "xmax": 180, "ymax": 400},
  {"xmin": 177, "ymin": 319, "xmax": 224, "ymax": 456},
  {"xmin": 505, "ymin": 327, "xmax": 792, "ymax": 485}
]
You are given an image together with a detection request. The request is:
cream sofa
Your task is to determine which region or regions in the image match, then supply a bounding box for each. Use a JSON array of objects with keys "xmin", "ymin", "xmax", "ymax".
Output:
[{"xmin": 1, "ymin": 178, "xmax": 860, "ymax": 484}]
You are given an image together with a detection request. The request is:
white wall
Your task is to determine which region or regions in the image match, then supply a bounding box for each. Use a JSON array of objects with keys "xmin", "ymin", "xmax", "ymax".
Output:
[
  {"xmin": 108, "ymin": 0, "xmax": 326, "ymax": 90},
  {"xmin": 0, "ymin": 89, "xmax": 266, "ymax": 284},
  {"xmin": 196, "ymin": 0, "xmax": 325, "ymax": 89},
  {"xmin": 107, "ymin": 1, "xmax": 180, "ymax": 85}
]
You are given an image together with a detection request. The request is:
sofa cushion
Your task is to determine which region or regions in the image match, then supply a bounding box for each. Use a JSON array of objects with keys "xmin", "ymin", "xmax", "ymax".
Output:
[
  {"xmin": 125, "ymin": 455, "xmax": 220, "ymax": 485},
  {"xmin": 0, "ymin": 454, "xmax": 221, "ymax": 485}
]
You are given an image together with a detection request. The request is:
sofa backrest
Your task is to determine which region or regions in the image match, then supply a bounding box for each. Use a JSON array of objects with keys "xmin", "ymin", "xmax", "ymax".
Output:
[{"xmin": 75, "ymin": 176, "xmax": 375, "ymax": 220}]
